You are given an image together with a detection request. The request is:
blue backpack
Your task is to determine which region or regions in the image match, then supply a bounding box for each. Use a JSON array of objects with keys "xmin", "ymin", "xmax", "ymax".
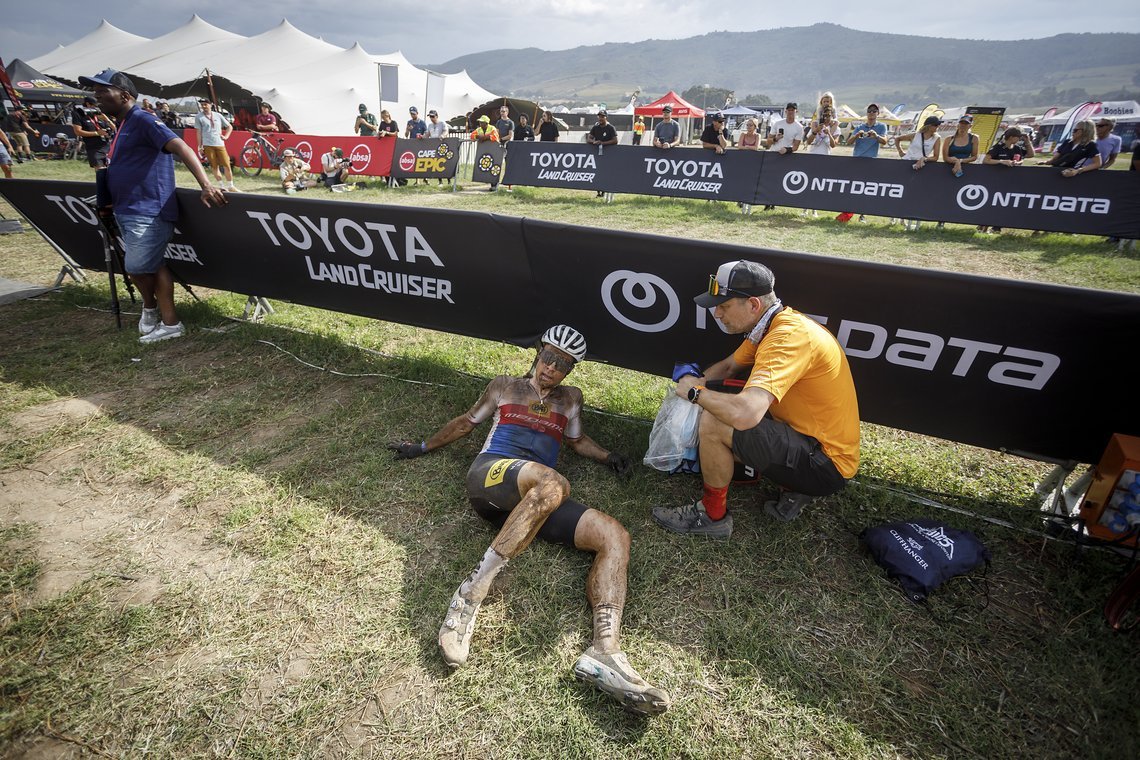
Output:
[{"xmin": 861, "ymin": 519, "xmax": 991, "ymax": 603}]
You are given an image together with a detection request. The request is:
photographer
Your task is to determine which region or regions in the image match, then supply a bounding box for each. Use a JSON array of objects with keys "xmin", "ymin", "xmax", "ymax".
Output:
[
  {"xmin": 320, "ymin": 146, "xmax": 351, "ymax": 191},
  {"xmin": 73, "ymin": 96, "xmax": 114, "ymax": 170}
]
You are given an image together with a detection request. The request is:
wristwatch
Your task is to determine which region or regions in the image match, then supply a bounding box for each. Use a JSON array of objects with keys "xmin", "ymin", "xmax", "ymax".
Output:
[{"xmin": 687, "ymin": 385, "xmax": 704, "ymax": 404}]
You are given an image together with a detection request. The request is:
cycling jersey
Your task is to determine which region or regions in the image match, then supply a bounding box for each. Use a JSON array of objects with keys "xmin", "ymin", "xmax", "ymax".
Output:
[{"xmin": 465, "ymin": 375, "xmax": 583, "ymax": 468}]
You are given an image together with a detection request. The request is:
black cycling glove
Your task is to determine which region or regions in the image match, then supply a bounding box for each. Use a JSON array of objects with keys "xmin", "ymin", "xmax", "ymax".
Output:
[{"xmin": 389, "ymin": 441, "xmax": 427, "ymax": 459}]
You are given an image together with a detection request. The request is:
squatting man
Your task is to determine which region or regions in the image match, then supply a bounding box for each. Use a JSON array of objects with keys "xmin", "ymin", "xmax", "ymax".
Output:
[
  {"xmin": 390, "ymin": 326, "xmax": 670, "ymax": 715},
  {"xmin": 653, "ymin": 260, "xmax": 861, "ymax": 537}
]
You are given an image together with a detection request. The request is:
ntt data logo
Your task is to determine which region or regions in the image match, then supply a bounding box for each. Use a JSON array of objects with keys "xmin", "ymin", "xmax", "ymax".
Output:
[
  {"xmin": 782, "ymin": 171, "xmax": 809, "ymax": 194},
  {"xmin": 956, "ymin": 184, "xmax": 989, "ymax": 211},
  {"xmin": 601, "ymin": 270, "xmax": 680, "ymax": 333}
]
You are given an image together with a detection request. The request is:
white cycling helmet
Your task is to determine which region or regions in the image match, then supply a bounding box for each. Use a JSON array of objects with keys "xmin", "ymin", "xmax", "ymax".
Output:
[{"xmin": 541, "ymin": 324, "xmax": 587, "ymax": 362}]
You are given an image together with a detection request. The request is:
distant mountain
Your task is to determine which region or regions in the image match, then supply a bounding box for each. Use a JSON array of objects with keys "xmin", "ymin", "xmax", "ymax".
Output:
[{"xmin": 432, "ymin": 24, "xmax": 1140, "ymax": 109}]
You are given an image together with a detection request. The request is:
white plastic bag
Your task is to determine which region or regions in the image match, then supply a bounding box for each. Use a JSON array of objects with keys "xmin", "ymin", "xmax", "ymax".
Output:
[{"xmin": 643, "ymin": 387, "xmax": 701, "ymax": 472}]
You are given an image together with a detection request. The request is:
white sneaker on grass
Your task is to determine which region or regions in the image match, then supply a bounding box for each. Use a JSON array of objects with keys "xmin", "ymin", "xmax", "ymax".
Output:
[
  {"xmin": 138, "ymin": 307, "xmax": 160, "ymax": 335},
  {"xmin": 139, "ymin": 321, "xmax": 184, "ymax": 344}
]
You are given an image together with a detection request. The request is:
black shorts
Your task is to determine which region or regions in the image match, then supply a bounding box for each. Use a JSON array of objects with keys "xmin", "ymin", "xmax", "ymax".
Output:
[
  {"xmin": 87, "ymin": 146, "xmax": 108, "ymax": 168},
  {"xmin": 465, "ymin": 453, "xmax": 587, "ymax": 548},
  {"xmin": 732, "ymin": 417, "xmax": 847, "ymax": 497}
]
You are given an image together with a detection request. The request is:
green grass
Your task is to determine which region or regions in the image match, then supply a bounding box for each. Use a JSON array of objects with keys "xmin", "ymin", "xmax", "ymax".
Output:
[{"xmin": 0, "ymin": 157, "xmax": 1138, "ymax": 758}]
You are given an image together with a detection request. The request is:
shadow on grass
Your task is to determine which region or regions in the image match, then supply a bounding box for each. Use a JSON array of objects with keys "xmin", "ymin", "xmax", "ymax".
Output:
[{"xmin": 2, "ymin": 283, "xmax": 1137, "ymax": 756}]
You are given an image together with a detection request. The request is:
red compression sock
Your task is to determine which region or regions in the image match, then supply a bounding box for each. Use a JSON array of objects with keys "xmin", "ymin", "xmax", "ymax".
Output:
[{"xmin": 702, "ymin": 484, "xmax": 729, "ymax": 520}]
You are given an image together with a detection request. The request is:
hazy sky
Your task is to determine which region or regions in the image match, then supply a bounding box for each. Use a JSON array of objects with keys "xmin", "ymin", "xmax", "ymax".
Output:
[{"xmin": 2, "ymin": 4, "xmax": 1137, "ymax": 67}]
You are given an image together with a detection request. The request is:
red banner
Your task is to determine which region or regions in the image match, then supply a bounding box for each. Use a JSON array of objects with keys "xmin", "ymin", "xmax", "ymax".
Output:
[{"xmin": 184, "ymin": 128, "xmax": 396, "ymax": 177}]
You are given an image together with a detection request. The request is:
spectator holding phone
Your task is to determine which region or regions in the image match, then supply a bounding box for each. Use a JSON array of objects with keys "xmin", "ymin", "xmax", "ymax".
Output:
[
  {"xmin": 761, "ymin": 102, "xmax": 803, "ymax": 210},
  {"xmin": 978, "ymin": 127, "xmax": 1034, "ymax": 233},
  {"xmin": 842, "ymin": 103, "xmax": 888, "ymax": 222}
]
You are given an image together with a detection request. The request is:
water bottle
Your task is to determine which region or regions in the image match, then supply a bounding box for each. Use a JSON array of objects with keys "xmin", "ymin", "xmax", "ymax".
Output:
[{"xmin": 598, "ymin": 144, "xmax": 604, "ymax": 156}]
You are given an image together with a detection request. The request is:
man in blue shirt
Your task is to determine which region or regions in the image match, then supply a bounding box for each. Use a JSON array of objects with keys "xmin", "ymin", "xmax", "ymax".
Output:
[
  {"xmin": 845, "ymin": 103, "xmax": 888, "ymax": 222},
  {"xmin": 81, "ymin": 68, "xmax": 227, "ymax": 343},
  {"xmin": 405, "ymin": 106, "xmax": 427, "ymax": 139}
]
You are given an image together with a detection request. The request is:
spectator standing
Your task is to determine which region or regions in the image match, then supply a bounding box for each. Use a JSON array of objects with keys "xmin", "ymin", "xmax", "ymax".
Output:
[
  {"xmin": 0, "ymin": 128, "xmax": 14, "ymax": 178},
  {"xmin": 377, "ymin": 110, "xmax": 399, "ymax": 138},
  {"xmin": 470, "ymin": 115, "xmax": 500, "ymax": 191},
  {"xmin": 652, "ymin": 105, "xmax": 680, "ymax": 149},
  {"xmin": 495, "ymin": 106, "xmax": 515, "ymax": 147},
  {"xmin": 538, "ymin": 111, "xmax": 560, "ymax": 142},
  {"xmin": 802, "ymin": 107, "xmax": 839, "ymax": 218},
  {"xmin": 1042, "ymin": 119, "xmax": 1102, "ymax": 177},
  {"xmin": 355, "ymin": 104, "xmax": 378, "ymax": 137},
  {"xmin": 406, "ymin": 106, "xmax": 427, "ymax": 139},
  {"xmin": 1094, "ymin": 117, "xmax": 1122, "ymax": 168},
  {"xmin": 701, "ymin": 112, "xmax": 729, "ymax": 154},
  {"xmin": 895, "ymin": 116, "xmax": 943, "ymax": 230},
  {"xmin": 762, "ymin": 102, "xmax": 803, "ymax": 210},
  {"xmin": 80, "ymin": 67, "xmax": 226, "ymax": 343},
  {"xmin": 736, "ymin": 119, "xmax": 761, "ymax": 150},
  {"xmin": 586, "ymin": 110, "xmax": 618, "ymax": 198},
  {"xmin": 194, "ymin": 99, "xmax": 236, "ymax": 191},
  {"xmin": 844, "ymin": 103, "xmax": 888, "ymax": 222},
  {"xmin": 73, "ymin": 96, "xmax": 113, "ymax": 170},
  {"xmin": 425, "ymin": 110, "xmax": 447, "ymax": 139},
  {"xmin": 140, "ymin": 99, "xmax": 156, "ymax": 114},
  {"xmin": 979, "ymin": 126, "xmax": 1034, "ymax": 233},
  {"xmin": 9, "ymin": 106, "xmax": 39, "ymax": 163},
  {"xmin": 943, "ymin": 115, "xmax": 979, "ymax": 178},
  {"xmin": 806, "ymin": 92, "xmax": 836, "ymax": 150},
  {"xmin": 514, "ymin": 114, "xmax": 535, "ymax": 142},
  {"xmin": 254, "ymin": 102, "xmax": 279, "ymax": 133},
  {"xmin": 632, "ymin": 115, "xmax": 646, "ymax": 145},
  {"xmin": 157, "ymin": 102, "xmax": 179, "ymax": 130}
]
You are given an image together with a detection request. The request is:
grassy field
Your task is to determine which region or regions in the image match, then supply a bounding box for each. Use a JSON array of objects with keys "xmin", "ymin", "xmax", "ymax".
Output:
[{"xmin": 1, "ymin": 158, "xmax": 1138, "ymax": 759}]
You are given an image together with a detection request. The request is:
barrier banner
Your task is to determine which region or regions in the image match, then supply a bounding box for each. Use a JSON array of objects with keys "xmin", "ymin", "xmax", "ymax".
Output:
[
  {"xmin": 183, "ymin": 129, "xmax": 396, "ymax": 178},
  {"xmin": 471, "ymin": 143, "xmax": 505, "ymax": 185},
  {"xmin": 2, "ymin": 178, "xmax": 1139, "ymax": 464},
  {"xmin": 389, "ymin": 138, "xmax": 461, "ymax": 180},
  {"xmin": 503, "ymin": 142, "xmax": 764, "ymax": 203},
  {"xmin": 756, "ymin": 153, "xmax": 1140, "ymax": 237}
]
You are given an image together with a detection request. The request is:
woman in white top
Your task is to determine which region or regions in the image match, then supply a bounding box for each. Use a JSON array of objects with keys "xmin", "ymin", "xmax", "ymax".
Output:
[
  {"xmin": 896, "ymin": 115, "xmax": 943, "ymax": 170},
  {"xmin": 806, "ymin": 108, "xmax": 839, "ymax": 155},
  {"xmin": 894, "ymin": 116, "xmax": 943, "ymax": 230}
]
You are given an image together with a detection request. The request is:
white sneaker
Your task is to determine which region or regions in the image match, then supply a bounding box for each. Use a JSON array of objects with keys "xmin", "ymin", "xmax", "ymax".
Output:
[
  {"xmin": 227, "ymin": 184, "xmax": 239, "ymax": 192},
  {"xmin": 138, "ymin": 321, "xmax": 184, "ymax": 344},
  {"xmin": 285, "ymin": 188, "xmax": 296, "ymax": 195},
  {"xmin": 138, "ymin": 307, "xmax": 160, "ymax": 335},
  {"xmin": 573, "ymin": 646, "xmax": 670, "ymax": 716}
]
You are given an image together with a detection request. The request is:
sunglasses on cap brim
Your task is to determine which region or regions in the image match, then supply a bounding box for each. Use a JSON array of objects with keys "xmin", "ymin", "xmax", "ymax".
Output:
[{"xmin": 707, "ymin": 274, "xmax": 754, "ymax": 300}]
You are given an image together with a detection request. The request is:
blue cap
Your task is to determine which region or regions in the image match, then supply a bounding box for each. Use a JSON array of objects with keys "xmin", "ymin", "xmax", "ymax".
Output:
[{"xmin": 78, "ymin": 68, "xmax": 137, "ymax": 99}]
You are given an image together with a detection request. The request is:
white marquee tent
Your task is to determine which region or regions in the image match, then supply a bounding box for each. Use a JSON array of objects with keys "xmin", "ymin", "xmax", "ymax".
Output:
[{"xmin": 28, "ymin": 16, "xmax": 498, "ymax": 135}]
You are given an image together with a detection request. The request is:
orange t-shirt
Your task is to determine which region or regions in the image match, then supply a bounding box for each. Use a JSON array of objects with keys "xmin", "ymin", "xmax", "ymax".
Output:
[{"xmin": 733, "ymin": 308, "xmax": 860, "ymax": 478}]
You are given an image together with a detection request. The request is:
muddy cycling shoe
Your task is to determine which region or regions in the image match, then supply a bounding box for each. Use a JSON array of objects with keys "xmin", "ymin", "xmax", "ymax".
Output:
[
  {"xmin": 573, "ymin": 646, "xmax": 670, "ymax": 716},
  {"xmin": 438, "ymin": 586, "xmax": 481, "ymax": 668}
]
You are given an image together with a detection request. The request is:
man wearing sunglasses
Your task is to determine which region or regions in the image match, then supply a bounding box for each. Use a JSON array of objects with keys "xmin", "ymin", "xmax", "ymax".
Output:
[
  {"xmin": 388, "ymin": 326, "xmax": 668, "ymax": 716},
  {"xmin": 652, "ymin": 260, "xmax": 860, "ymax": 536}
]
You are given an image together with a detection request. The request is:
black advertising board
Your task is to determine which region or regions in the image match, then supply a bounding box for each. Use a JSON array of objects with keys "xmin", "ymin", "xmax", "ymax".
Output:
[
  {"xmin": 471, "ymin": 143, "xmax": 505, "ymax": 185},
  {"xmin": 389, "ymin": 138, "xmax": 461, "ymax": 180},
  {"xmin": 0, "ymin": 180, "xmax": 541, "ymax": 345},
  {"xmin": 503, "ymin": 142, "xmax": 763, "ymax": 203},
  {"xmin": 756, "ymin": 153, "xmax": 1140, "ymax": 237},
  {"xmin": 2, "ymin": 178, "xmax": 1138, "ymax": 464}
]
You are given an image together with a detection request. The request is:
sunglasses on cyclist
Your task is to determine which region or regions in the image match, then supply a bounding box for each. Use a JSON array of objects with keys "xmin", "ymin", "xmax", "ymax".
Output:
[{"xmin": 539, "ymin": 348, "xmax": 575, "ymax": 374}]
